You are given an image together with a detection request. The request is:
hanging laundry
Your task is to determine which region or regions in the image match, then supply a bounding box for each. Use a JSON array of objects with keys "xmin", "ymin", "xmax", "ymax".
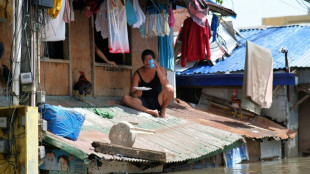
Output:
[
  {"xmin": 187, "ymin": 0, "xmax": 209, "ymax": 27},
  {"xmin": 144, "ymin": 11, "xmax": 150, "ymax": 37},
  {"xmin": 139, "ymin": 23, "xmax": 146, "ymax": 38},
  {"xmin": 159, "ymin": 11, "xmax": 166, "ymax": 37},
  {"xmin": 168, "ymin": 6, "xmax": 175, "ymax": 27},
  {"xmin": 158, "ymin": 29, "xmax": 174, "ymax": 71},
  {"xmin": 163, "ymin": 10, "xmax": 170, "ymax": 36},
  {"xmin": 63, "ymin": 0, "xmax": 71, "ymax": 23},
  {"xmin": 70, "ymin": 0, "xmax": 75, "ymax": 21},
  {"xmin": 211, "ymin": 13, "xmax": 219, "ymax": 42},
  {"xmin": 151, "ymin": 13, "xmax": 158, "ymax": 36},
  {"xmin": 42, "ymin": 0, "xmax": 66, "ymax": 41},
  {"xmin": 132, "ymin": 0, "xmax": 145, "ymax": 28},
  {"xmin": 95, "ymin": 0, "xmax": 108, "ymax": 39},
  {"xmin": 209, "ymin": 41, "xmax": 226, "ymax": 65},
  {"xmin": 86, "ymin": 0, "xmax": 104, "ymax": 16},
  {"xmin": 48, "ymin": 0, "xmax": 63, "ymax": 19},
  {"xmin": 147, "ymin": 13, "xmax": 156, "ymax": 37},
  {"xmin": 243, "ymin": 40, "xmax": 273, "ymax": 108},
  {"xmin": 107, "ymin": 0, "xmax": 130, "ymax": 53},
  {"xmin": 142, "ymin": 2, "xmax": 170, "ymax": 38},
  {"xmin": 125, "ymin": 0, "xmax": 137, "ymax": 26},
  {"xmin": 181, "ymin": 17, "xmax": 211, "ymax": 67},
  {"xmin": 157, "ymin": 13, "xmax": 161, "ymax": 35}
]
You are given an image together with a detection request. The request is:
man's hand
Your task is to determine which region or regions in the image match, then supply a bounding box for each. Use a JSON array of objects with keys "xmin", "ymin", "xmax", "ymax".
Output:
[
  {"xmin": 108, "ymin": 61, "xmax": 117, "ymax": 67},
  {"xmin": 154, "ymin": 60, "xmax": 160, "ymax": 70},
  {"xmin": 130, "ymin": 89, "xmax": 142, "ymax": 98}
]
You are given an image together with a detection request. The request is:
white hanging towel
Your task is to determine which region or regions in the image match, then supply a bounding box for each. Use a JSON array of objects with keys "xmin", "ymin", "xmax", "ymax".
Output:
[
  {"xmin": 132, "ymin": 0, "xmax": 145, "ymax": 28},
  {"xmin": 95, "ymin": 0, "xmax": 109, "ymax": 39},
  {"xmin": 107, "ymin": 0, "xmax": 130, "ymax": 53},
  {"xmin": 42, "ymin": 0, "xmax": 66, "ymax": 41},
  {"xmin": 244, "ymin": 40, "xmax": 273, "ymax": 108}
]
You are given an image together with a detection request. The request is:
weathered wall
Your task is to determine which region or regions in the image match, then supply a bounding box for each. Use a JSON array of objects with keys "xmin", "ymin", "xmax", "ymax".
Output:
[
  {"xmin": 70, "ymin": 11, "xmax": 92, "ymax": 91},
  {"xmin": 284, "ymin": 85, "xmax": 299, "ymax": 157},
  {"xmin": 296, "ymin": 69, "xmax": 310, "ymax": 84},
  {"xmin": 299, "ymin": 93, "xmax": 310, "ymax": 153},
  {"xmin": 200, "ymin": 87, "xmax": 242, "ymax": 103},
  {"xmin": 199, "ymin": 86, "xmax": 294, "ymax": 124},
  {"xmin": 296, "ymin": 69, "xmax": 310, "ymax": 154},
  {"xmin": 245, "ymin": 138, "xmax": 260, "ymax": 162},
  {"xmin": 261, "ymin": 86, "xmax": 288, "ymax": 123},
  {"xmin": 95, "ymin": 66, "xmax": 131, "ymax": 96},
  {"xmin": 39, "ymin": 62, "xmax": 69, "ymax": 95}
]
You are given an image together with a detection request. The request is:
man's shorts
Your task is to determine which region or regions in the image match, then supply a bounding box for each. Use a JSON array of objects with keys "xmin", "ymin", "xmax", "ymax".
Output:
[{"xmin": 139, "ymin": 96, "xmax": 161, "ymax": 111}]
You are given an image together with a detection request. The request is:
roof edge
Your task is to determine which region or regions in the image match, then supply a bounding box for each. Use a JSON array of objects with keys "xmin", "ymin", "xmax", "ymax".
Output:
[{"xmin": 176, "ymin": 73, "xmax": 296, "ymax": 87}]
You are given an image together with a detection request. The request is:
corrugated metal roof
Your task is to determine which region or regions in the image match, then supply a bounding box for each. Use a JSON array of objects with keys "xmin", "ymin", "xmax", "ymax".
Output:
[
  {"xmin": 43, "ymin": 105, "xmax": 244, "ymax": 163},
  {"xmin": 43, "ymin": 98, "xmax": 296, "ymax": 164},
  {"xmin": 176, "ymin": 0, "xmax": 237, "ymax": 17},
  {"xmin": 177, "ymin": 25, "xmax": 310, "ymax": 75}
]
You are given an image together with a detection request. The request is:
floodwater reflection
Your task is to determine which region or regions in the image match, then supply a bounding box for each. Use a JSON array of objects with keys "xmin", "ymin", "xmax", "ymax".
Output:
[{"xmin": 168, "ymin": 157, "xmax": 310, "ymax": 174}]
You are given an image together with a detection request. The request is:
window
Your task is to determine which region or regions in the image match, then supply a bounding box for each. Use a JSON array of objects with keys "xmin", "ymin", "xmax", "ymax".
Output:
[
  {"xmin": 94, "ymin": 30, "xmax": 131, "ymax": 66},
  {"xmin": 41, "ymin": 24, "xmax": 69, "ymax": 60}
]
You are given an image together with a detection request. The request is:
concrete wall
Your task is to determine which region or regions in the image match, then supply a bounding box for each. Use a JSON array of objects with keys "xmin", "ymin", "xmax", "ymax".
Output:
[
  {"xmin": 201, "ymin": 87, "xmax": 242, "ymax": 102},
  {"xmin": 261, "ymin": 86, "xmax": 288, "ymax": 123},
  {"xmin": 296, "ymin": 69, "xmax": 310, "ymax": 84},
  {"xmin": 202, "ymin": 87, "xmax": 290, "ymax": 123},
  {"xmin": 284, "ymin": 85, "xmax": 299, "ymax": 157}
]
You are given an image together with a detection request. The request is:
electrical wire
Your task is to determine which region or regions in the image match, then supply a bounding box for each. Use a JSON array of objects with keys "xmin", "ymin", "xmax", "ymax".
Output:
[
  {"xmin": 278, "ymin": 0, "xmax": 307, "ymax": 11},
  {"xmin": 296, "ymin": 0, "xmax": 310, "ymax": 10}
]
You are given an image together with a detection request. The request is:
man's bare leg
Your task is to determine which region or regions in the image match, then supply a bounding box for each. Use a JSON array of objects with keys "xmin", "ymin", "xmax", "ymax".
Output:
[
  {"xmin": 122, "ymin": 95, "xmax": 159, "ymax": 117},
  {"xmin": 158, "ymin": 85, "xmax": 174, "ymax": 118}
]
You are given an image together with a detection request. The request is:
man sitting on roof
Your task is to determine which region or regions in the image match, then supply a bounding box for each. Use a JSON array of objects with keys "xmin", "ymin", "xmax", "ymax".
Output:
[{"xmin": 122, "ymin": 49, "xmax": 174, "ymax": 118}]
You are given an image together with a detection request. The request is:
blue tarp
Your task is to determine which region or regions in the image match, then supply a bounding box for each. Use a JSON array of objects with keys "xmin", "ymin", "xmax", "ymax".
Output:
[{"xmin": 39, "ymin": 104, "xmax": 85, "ymax": 141}]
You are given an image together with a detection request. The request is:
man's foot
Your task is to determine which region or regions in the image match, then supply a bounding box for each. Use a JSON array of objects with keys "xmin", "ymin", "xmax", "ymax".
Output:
[
  {"xmin": 148, "ymin": 110, "xmax": 159, "ymax": 117},
  {"xmin": 160, "ymin": 109, "xmax": 166, "ymax": 118}
]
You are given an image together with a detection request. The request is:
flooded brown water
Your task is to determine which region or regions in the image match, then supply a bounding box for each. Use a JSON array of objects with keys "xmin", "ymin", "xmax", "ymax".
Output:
[{"xmin": 168, "ymin": 157, "xmax": 310, "ymax": 174}]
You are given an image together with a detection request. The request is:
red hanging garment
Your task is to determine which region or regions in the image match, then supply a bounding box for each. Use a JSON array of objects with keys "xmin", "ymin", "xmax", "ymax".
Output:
[{"xmin": 181, "ymin": 17, "xmax": 211, "ymax": 67}]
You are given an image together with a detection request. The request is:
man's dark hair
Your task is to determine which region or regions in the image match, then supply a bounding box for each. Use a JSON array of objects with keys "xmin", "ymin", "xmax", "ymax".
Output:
[{"xmin": 141, "ymin": 49, "xmax": 155, "ymax": 61}]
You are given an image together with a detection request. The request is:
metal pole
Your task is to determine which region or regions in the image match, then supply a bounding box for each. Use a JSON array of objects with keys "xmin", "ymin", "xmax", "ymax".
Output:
[
  {"xmin": 30, "ymin": 6, "xmax": 37, "ymax": 107},
  {"xmin": 281, "ymin": 47, "xmax": 290, "ymax": 102},
  {"xmin": 12, "ymin": 0, "xmax": 23, "ymax": 106}
]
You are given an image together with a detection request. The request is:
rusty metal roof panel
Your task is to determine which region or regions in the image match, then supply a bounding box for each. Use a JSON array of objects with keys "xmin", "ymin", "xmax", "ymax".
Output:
[
  {"xmin": 168, "ymin": 99, "xmax": 297, "ymax": 140},
  {"xmin": 43, "ymin": 105, "xmax": 244, "ymax": 163}
]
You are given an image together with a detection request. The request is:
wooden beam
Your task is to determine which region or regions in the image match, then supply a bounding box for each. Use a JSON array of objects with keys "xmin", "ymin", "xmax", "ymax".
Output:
[
  {"xmin": 90, "ymin": 16, "xmax": 96, "ymax": 97},
  {"xmin": 290, "ymin": 94, "xmax": 310, "ymax": 111},
  {"xmin": 68, "ymin": 23, "xmax": 72, "ymax": 97},
  {"xmin": 297, "ymin": 84, "xmax": 310, "ymax": 94},
  {"xmin": 92, "ymin": 142, "xmax": 166, "ymax": 163}
]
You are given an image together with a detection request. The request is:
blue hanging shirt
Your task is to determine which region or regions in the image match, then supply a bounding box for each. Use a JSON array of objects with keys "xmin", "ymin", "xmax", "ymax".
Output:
[{"xmin": 126, "ymin": 0, "xmax": 138, "ymax": 26}]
